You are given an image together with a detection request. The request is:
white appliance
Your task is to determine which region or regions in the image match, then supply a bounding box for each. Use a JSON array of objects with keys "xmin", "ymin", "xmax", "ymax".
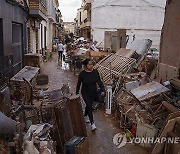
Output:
[{"xmin": 105, "ymin": 85, "xmax": 112, "ymax": 114}]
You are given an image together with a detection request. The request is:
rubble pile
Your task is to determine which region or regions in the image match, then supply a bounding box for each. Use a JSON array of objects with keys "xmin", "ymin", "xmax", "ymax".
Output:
[
  {"xmin": 94, "ymin": 39, "xmax": 180, "ymax": 152},
  {"xmin": 0, "ymin": 71, "xmax": 88, "ymax": 154}
]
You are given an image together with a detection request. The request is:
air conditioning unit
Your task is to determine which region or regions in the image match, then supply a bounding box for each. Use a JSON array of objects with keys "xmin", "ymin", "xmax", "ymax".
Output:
[{"xmin": 105, "ymin": 85, "xmax": 112, "ymax": 114}]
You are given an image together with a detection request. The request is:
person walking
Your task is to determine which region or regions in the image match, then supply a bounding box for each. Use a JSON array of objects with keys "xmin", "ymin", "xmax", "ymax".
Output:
[
  {"xmin": 76, "ymin": 58, "xmax": 105, "ymax": 131},
  {"xmin": 57, "ymin": 41, "xmax": 64, "ymax": 60}
]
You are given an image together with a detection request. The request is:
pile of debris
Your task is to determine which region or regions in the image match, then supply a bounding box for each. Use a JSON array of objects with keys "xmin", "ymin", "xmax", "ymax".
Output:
[
  {"xmin": 63, "ymin": 37, "xmax": 111, "ymax": 74},
  {"xmin": 95, "ymin": 39, "xmax": 180, "ymax": 153},
  {"xmin": 0, "ymin": 66, "xmax": 89, "ymax": 154}
]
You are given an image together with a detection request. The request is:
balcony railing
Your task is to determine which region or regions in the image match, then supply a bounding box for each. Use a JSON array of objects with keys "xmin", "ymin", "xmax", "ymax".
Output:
[{"xmin": 29, "ymin": 0, "xmax": 47, "ymax": 20}]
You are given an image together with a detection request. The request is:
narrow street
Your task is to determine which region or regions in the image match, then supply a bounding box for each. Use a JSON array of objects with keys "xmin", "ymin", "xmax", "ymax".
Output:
[
  {"xmin": 43, "ymin": 53, "xmax": 148, "ymax": 154},
  {"xmin": 1, "ymin": 0, "xmax": 180, "ymax": 153}
]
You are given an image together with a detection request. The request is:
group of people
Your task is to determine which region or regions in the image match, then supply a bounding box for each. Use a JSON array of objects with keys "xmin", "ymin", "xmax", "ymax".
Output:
[{"xmin": 57, "ymin": 38, "xmax": 99, "ymax": 60}]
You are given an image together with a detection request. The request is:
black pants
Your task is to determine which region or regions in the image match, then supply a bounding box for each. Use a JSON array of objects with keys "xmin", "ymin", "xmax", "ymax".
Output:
[
  {"xmin": 58, "ymin": 51, "xmax": 63, "ymax": 60},
  {"xmin": 82, "ymin": 92, "xmax": 99, "ymax": 125}
]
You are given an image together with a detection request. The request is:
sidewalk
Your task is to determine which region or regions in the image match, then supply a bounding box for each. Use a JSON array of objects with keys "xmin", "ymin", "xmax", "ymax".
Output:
[{"xmin": 43, "ymin": 53, "xmax": 148, "ymax": 154}]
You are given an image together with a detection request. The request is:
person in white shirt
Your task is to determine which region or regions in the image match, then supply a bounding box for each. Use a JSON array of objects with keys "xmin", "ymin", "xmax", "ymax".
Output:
[{"xmin": 58, "ymin": 41, "xmax": 64, "ymax": 60}]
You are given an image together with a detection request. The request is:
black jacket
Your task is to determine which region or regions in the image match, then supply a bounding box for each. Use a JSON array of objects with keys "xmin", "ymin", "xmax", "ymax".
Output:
[{"xmin": 76, "ymin": 69, "xmax": 105, "ymax": 95}]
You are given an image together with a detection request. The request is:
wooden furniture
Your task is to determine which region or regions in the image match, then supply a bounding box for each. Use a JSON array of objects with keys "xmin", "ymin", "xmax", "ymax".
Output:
[
  {"xmin": 24, "ymin": 53, "xmax": 43, "ymax": 70},
  {"xmin": 67, "ymin": 95, "xmax": 87, "ymax": 137},
  {"xmin": 10, "ymin": 66, "xmax": 40, "ymax": 103},
  {"xmin": 41, "ymin": 93, "xmax": 87, "ymax": 153},
  {"xmin": 94, "ymin": 53, "xmax": 136, "ymax": 85}
]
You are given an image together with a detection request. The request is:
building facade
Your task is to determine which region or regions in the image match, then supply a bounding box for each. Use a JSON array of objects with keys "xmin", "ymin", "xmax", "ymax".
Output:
[
  {"xmin": 81, "ymin": 0, "xmax": 92, "ymax": 40},
  {"xmin": 75, "ymin": 0, "xmax": 92, "ymax": 40},
  {"xmin": 64, "ymin": 22, "xmax": 75, "ymax": 34},
  {"xmin": 159, "ymin": 0, "xmax": 180, "ymax": 81},
  {"xmin": 0, "ymin": 0, "xmax": 28, "ymax": 79},
  {"xmin": 28, "ymin": 0, "xmax": 61, "ymax": 55},
  {"xmin": 28, "ymin": 0, "xmax": 48, "ymax": 55},
  {"xmin": 0, "ymin": 0, "xmax": 62, "ymax": 87},
  {"xmin": 47, "ymin": 0, "xmax": 59, "ymax": 53},
  {"xmin": 91, "ymin": 0, "xmax": 166, "ymax": 50}
]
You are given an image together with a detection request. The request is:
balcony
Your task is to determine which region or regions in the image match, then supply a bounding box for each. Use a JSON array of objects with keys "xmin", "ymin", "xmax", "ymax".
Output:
[
  {"xmin": 84, "ymin": 0, "xmax": 92, "ymax": 10},
  {"xmin": 29, "ymin": 0, "xmax": 47, "ymax": 20},
  {"xmin": 80, "ymin": 18, "xmax": 91, "ymax": 29}
]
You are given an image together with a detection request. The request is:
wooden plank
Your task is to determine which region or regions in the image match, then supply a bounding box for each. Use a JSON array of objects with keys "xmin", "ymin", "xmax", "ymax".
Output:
[
  {"xmin": 162, "ymin": 101, "xmax": 179, "ymax": 113},
  {"xmin": 151, "ymin": 112, "xmax": 180, "ymax": 154},
  {"xmin": 10, "ymin": 66, "xmax": 39, "ymax": 82},
  {"xmin": 54, "ymin": 100, "xmax": 74, "ymax": 146},
  {"xmin": 67, "ymin": 95, "xmax": 87, "ymax": 137}
]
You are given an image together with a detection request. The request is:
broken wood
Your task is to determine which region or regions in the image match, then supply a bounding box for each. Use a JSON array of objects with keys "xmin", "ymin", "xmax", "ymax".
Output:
[{"xmin": 162, "ymin": 101, "xmax": 179, "ymax": 113}]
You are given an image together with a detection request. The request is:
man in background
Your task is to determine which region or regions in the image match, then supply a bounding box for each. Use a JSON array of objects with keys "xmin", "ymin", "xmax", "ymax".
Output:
[{"xmin": 58, "ymin": 41, "xmax": 64, "ymax": 60}]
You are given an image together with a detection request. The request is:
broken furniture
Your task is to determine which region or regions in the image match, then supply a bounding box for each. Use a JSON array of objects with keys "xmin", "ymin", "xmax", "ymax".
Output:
[
  {"xmin": 41, "ymin": 92, "xmax": 88, "ymax": 153},
  {"xmin": 34, "ymin": 74, "xmax": 49, "ymax": 91},
  {"xmin": 24, "ymin": 53, "xmax": 44, "ymax": 71},
  {"xmin": 94, "ymin": 53, "xmax": 136, "ymax": 96},
  {"xmin": 130, "ymin": 81, "xmax": 169, "ymax": 102},
  {"xmin": 69, "ymin": 47, "xmax": 109, "ymax": 74},
  {"xmin": 151, "ymin": 111, "xmax": 180, "ymax": 154},
  {"xmin": 10, "ymin": 66, "xmax": 40, "ymax": 103},
  {"xmin": 126, "ymin": 39, "xmax": 152, "ymax": 68},
  {"xmin": 94, "ymin": 53, "xmax": 136, "ymax": 85},
  {"xmin": 94, "ymin": 39, "xmax": 153, "ymax": 87},
  {"xmin": 114, "ymin": 80, "xmax": 180, "ymax": 151}
]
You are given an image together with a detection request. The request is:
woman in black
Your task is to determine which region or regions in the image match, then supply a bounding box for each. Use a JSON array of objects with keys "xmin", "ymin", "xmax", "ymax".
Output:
[{"xmin": 76, "ymin": 58, "xmax": 105, "ymax": 131}]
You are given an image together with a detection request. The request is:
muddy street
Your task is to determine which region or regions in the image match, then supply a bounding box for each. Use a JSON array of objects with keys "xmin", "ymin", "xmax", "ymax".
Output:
[{"xmin": 43, "ymin": 53, "xmax": 148, "ymax": 154}]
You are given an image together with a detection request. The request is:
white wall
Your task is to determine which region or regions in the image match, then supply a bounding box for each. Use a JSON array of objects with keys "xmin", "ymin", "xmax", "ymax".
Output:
[
  {"xmin": 47, "ymin": 21, "xmax": 52, "ymax": 52},
  {"xmin": 39, "ymin": 20, "xmax": 47, "ymax": 51},
  {"xmin": 92, "ymin": 0, "xmax": 166, "ymax": 49}
]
